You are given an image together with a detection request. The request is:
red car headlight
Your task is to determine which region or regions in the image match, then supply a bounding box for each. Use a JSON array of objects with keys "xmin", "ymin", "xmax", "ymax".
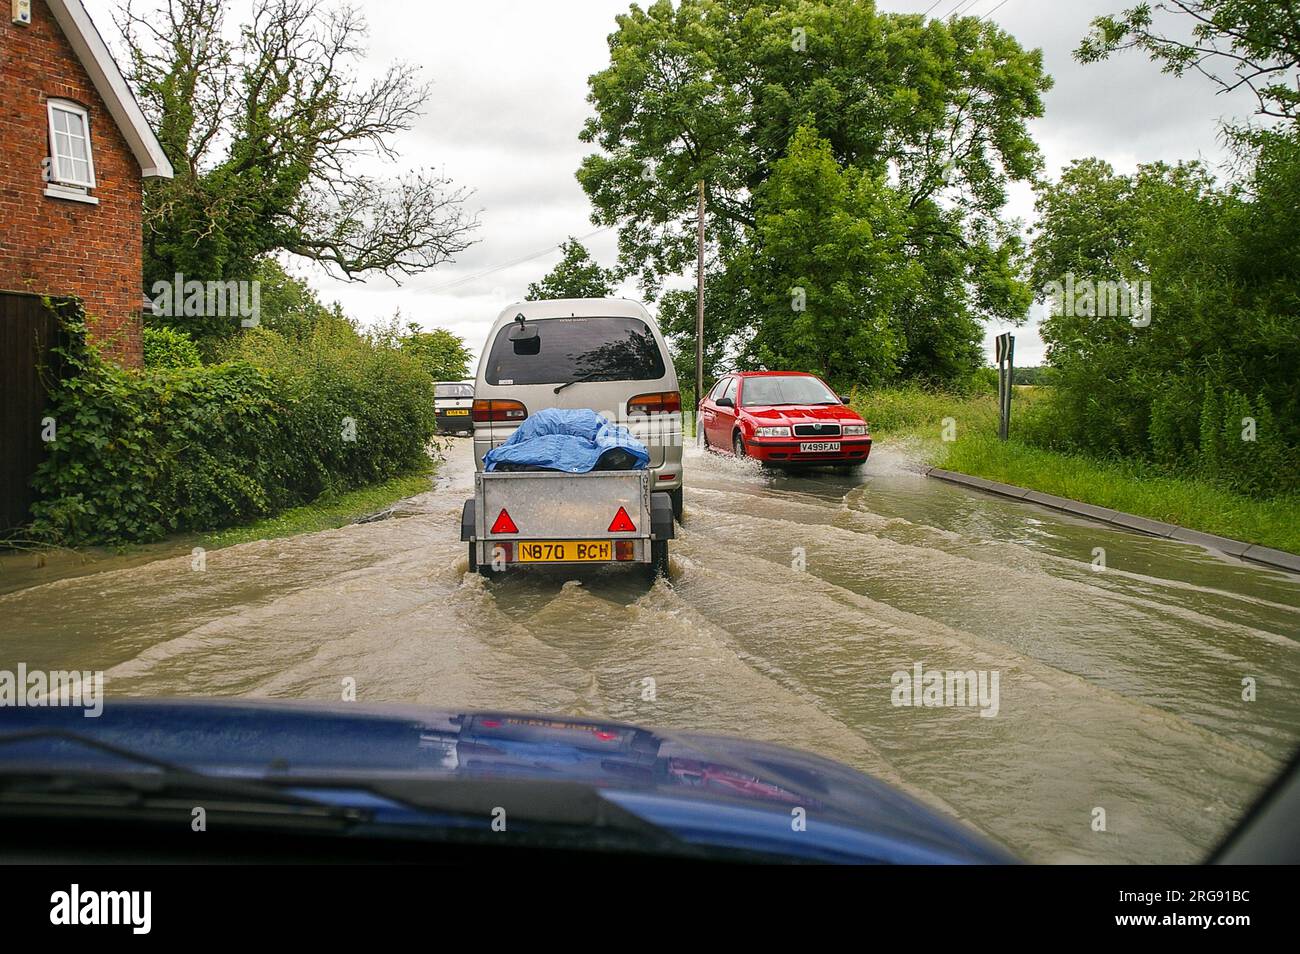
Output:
[{"xmin": 754, "ymin": 426, "xmax": 792, "ymax": 438}]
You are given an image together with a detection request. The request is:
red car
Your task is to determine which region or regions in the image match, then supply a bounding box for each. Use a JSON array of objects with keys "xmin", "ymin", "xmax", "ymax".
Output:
[{"xmin": 698, "ymin": 371, "xmax": 872, "ymax": 468}]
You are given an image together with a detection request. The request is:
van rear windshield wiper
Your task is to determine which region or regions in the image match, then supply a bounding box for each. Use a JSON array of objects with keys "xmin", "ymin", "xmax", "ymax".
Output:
[{"xmin": 553, "ymin": 371, "xmax": 608, "ymax": 394}]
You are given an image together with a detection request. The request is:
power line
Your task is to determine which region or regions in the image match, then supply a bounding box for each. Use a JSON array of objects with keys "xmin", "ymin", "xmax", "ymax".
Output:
[
  {"xmin": 979, "ymin": 0, "xmax": 1014, "ymax": 21},
  {"xmin": 423, "ymin": 225, "xmax": 617, "ymax": 295},
  {"xmin": 926, "ymin": 0, "xmax": 1010, "ymax": 22}
]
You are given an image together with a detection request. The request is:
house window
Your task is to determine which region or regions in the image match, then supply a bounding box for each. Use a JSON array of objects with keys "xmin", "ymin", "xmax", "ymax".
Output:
[{"xmin": 46, "ymin": 100, "xmax": 96, "ymax": 190}]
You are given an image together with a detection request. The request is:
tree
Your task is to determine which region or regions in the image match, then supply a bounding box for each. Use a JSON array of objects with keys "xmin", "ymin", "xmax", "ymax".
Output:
[
  {"xmin": 248, "ymin": 260, "xmax": 337, "ymax": 342},
  {"xmin": 1030, "ymin": 158, "xmax": 1235, "ymax": 457},
  {"xmin": 1077, "ymin": 1, "xmax": 1300, "ymax": 123},
  {"xmin": 1027, "ymin": 147, "xmax": 1298, "ymax": 493},
  {"xmin": 117, "ymin": 0, "xmax": 479, "ymax": 295},
  {"xmin": 1012, "ymin": 365, "xmax": 1055, "ymax": 386},
  {"xmin": 577, "ymin": 0, "xmax": 1048, "ymax": 385},
  {"xmin": 1033, "ymin": 1, "xmax": 1300, "ymax": 494},
  {"xmin": 525, "ymin": 239, "xmax": 619, "ymax": 300},
  {"xmin": 742, "ymin": 126, "xmax": 910, "ymax": 386},
  {"xmin": 656, "ymin": 266, "xmax": 756, "ymax": 394},
  {"xmin": 369, "ymin": 319, "xmax": 472, "ymax": 382}
]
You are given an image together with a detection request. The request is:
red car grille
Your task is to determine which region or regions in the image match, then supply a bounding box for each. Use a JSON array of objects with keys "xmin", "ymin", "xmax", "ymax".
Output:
[{"xmin": 792, "ymin": 422, "xmax": 841, "ymax": 437}]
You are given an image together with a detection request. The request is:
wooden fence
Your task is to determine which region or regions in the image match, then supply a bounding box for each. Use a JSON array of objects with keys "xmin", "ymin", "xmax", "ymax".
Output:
[{"xmin": 0, "ymin": 292, "xmax": 61, "ymax": 532}]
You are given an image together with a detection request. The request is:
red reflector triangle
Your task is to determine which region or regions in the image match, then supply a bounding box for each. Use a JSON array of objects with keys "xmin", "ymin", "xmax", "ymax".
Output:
[
  {"xmin": 608, "ymin": 506, "xmax": 636, "ymax": 533},
  {"xmin": 490, "ymin": 508, "xmax": 519, "ymax": 534}
]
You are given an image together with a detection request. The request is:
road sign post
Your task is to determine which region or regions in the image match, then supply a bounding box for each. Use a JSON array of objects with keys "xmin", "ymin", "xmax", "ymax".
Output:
[{"xmin": 995, "ymin": 332, "xmax": 1014, "ymax": 441}]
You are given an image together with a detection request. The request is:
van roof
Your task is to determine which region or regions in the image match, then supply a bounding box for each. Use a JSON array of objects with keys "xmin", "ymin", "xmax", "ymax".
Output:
[{"xmin": 491, "ymin": 298, "xmax": 650, "ymax": 326}]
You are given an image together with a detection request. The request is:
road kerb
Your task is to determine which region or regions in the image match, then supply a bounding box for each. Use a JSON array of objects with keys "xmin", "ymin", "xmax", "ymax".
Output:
[{"xmin": 923, "ymin": 467, "xmax": 1297, "ymax": 575}]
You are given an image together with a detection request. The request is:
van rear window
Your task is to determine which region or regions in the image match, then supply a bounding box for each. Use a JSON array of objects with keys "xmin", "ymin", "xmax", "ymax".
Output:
[{"xmin": 484, "ymin": 316, "xmax": 666, "ymax": 386}]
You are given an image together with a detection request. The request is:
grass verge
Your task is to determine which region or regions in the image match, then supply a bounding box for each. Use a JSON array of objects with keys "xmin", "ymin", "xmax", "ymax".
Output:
[
  {"xmin": 852, "ymin": 387, "xmax": 1300, "ymax": 555},
  {"xmin": 201, "ymin": 463, "xmax": 436, "ymax": 549}
]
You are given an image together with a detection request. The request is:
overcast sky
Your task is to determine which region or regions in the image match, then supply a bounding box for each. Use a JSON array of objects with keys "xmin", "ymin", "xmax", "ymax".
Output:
[{"xmin": 88, "ymin": 0, "xmax": 1261, "ymax": 369}]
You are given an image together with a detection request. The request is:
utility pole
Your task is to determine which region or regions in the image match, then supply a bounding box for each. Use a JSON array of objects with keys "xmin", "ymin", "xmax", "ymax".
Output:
[{"xmin": 695, "ymin": 180, "xmax": 705, "ymax": 440}]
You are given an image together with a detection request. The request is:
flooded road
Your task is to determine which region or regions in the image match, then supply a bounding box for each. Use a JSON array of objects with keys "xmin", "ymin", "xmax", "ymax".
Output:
[{"xmin": 3, "ymin": 437, "xmax": 1298, "ymax": 862}]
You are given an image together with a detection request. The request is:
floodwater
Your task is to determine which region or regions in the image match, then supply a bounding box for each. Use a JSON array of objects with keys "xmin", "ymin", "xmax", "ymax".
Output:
[{"xmin": 2, "ymin": 437, "xmax": 1297, "ymax": 862}]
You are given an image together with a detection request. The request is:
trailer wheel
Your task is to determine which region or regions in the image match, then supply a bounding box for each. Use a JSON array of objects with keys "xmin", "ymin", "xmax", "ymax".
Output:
[
  {"xmin": 468, "ymin": 542, "xmax": 482, "ymax": 574},
  {"xmin": 649, "ymin": 539, "xmax": 670, "ymax": 579}
]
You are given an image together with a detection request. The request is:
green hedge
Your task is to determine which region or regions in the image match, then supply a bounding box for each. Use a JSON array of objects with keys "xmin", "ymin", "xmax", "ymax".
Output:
[
  {"xmin": 1016, "ymin": 384, "xmax": 1297, "ymax": 499},
  {"xmin": 220, "ymin": 319, "xmax": 439, "ymax": 502},
  {"xmin": 30, "ymin": 308, "xmax": 437, "ymax": 546},
  {"xmin": 142, "ymin": 326, "xmax": 202, "ymax": 369}
]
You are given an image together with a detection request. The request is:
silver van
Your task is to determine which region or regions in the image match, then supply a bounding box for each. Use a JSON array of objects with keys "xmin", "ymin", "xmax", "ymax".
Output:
[{"xmin": 472, "ymin": 298, "xmax": 683, "ymax": 519}]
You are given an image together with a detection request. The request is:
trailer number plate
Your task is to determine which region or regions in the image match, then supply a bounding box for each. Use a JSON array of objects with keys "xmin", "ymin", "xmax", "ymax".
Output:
[{"xmin": 516, "ymin": 540, "xmax": 613, "ymax": 562}]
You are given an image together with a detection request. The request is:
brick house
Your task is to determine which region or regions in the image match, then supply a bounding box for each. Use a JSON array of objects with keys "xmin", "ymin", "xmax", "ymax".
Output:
[
  {"xmin": 0, "ymin": 0, "xmax": 171, "ymax": 529},
  {"xmin": 0, "ymin": 0, "xmax": 172, "ymax": 367}
]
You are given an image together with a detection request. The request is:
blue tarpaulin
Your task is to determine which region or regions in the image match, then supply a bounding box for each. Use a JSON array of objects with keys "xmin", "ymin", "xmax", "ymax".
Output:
[{"xmin": 484, "ymin": 408, "xmax": 650, "ymax": 473}]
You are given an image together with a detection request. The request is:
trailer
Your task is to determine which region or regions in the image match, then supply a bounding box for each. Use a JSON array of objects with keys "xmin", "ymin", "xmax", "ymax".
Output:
[{"xmin": 462, "ymin": 469, "xmax": 674, "ymax": 577}]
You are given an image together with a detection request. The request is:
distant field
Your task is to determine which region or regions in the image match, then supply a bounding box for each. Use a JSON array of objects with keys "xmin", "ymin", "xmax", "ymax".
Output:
[{"xmin": 850, "ymin": 385, "xmax": 1030, "ymax": 439}]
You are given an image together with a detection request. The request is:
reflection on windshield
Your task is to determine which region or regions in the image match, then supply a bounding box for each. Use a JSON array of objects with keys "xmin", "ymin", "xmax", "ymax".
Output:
[
  {"xmin": 741, "ymin": 375, "xmax": 837, "ymax": 406},
  {"xmin": 571, "ymin": 328, "xmax": 664, "ymax": 381}
]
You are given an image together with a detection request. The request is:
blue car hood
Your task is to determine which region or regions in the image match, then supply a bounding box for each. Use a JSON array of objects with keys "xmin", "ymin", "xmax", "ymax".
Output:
[{"xmin": 0, "ymin": 700, "xmax": 1014, "ymax": 863}]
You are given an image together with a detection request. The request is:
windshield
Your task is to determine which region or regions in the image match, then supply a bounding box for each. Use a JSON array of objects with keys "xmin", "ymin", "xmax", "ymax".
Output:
[
  {"xmin": 435, "ymin": 383, "xmax": 473, "ymax": 398},
  {"xmin": 740, "ymin": 375, "xmax": 838, "ymax": 407},
  {"xmin": 484, "ymin": 316, "xmax": 665, "ymax": 386}
]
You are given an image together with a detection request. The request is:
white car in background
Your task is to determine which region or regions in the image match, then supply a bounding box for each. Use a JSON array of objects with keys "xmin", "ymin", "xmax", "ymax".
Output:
[{"xmin": 434, "ymin": 380, "xmax": 475, "ymax": 435}]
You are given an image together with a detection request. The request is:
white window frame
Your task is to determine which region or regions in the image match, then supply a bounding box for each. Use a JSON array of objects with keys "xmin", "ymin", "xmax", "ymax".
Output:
[{"xmin": 46, "ymin": 99, "xmax": 97, "ymax": 190}]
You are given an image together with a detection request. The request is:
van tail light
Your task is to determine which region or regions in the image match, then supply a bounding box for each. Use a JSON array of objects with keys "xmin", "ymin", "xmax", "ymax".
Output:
[
  {"xmin": 473, "ymin": 399, "xmax": 528, "ymax": 423},
  {"xmin": 627, "ymin": 391, "xmax": 681, "ymax": 415}
]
